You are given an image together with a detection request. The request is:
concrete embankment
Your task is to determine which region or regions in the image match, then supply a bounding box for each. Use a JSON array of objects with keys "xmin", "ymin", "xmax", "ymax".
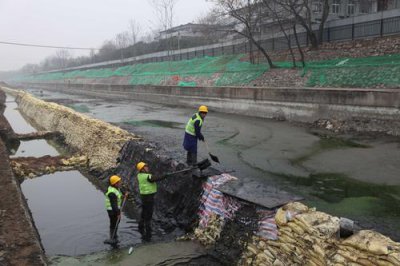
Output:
[
  {"xmin": 0, "ymin": 90, "xmax": 46, "ymax": 265},
  {"xmin": 22, "ymin": 82, "xmax": 400, "ymax": 136},
  {"xmin": 3, "ymin": 86, "xmax": 400, "ymax": 265}
]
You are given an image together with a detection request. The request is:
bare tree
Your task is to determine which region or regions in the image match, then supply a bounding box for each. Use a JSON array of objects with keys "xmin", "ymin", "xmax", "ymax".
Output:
[
  {"xmin": 55, "ymin": 49, "xmax": 71, "ymax": 69},
  {"xmin": 196, "ymin": 8, "xmax": 232, "ymax": 43},
  {"xmin": 262, "ymin": 0, "xmax": 297, "ymax": 67},
  {"xmin": 212, "ymin": 0, "xmax": 275, "ymax": 68},
  {"xmin": 115, "ymin": 31, "xmax": 130, "ymax": 60},
  {"xmin": 128, "ymin": 19, "xmax": 142, "ymax": 58},
  {"xmin": 277, "ymin": 0, "xmax": 329, "ymax": 49},
  {"xmin": 149, "ymin": 0, "xmax": 179, "ymax": 60},
  {"xmin": 318, "ymin": 0, "xmax": 330, "ymax": 45},
  {"xmin": 149, "ymin": 0, "xmax": 178, "ymax": 31},
  {"xmin": 97, "ymin": 40, "xmax": 118, "ymax": 61}
]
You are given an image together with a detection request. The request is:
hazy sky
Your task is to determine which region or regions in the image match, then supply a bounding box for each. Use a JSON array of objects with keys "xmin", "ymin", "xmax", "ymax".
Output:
[{"xmin": 0, "ymin": 0, "xmax": 214, "ymax": 71}]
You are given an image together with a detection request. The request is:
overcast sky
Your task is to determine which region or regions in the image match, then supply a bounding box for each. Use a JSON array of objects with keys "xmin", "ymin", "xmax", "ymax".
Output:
[{"xmin": 0, "ymin": 0, "xmax": 215, "ymax": 71}]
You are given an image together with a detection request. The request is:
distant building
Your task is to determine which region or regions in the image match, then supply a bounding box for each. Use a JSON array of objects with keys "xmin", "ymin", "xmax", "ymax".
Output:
[
  {"xmin": 312, "ymin": 0, "xmax": 400, "ymax": 21},
  {"xmin": 157, "ymin": 23, "xmax": 231, "ymax": 40},
  {"xmin": 258, "ymin": 0, "xmax": 400, "ymax": 37}
]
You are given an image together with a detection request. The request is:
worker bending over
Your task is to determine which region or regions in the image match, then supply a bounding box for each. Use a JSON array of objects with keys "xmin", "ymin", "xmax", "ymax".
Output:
[
  {"xmin": 183, "ymin": 105, "xmax": 208, "ymax": 165},
  {"xmin": 136, "ymin": 162, "xmax": 165, "ymax": 240},
  {"xmin": 105, "ymin": 175, "xmax": 123, "ymax": 242}
]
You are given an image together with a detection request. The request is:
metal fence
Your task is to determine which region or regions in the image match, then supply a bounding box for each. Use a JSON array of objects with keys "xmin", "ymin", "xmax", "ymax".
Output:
[{"xmin": 48, "ymin": 14, "xmax": 400, "ymax": 73}]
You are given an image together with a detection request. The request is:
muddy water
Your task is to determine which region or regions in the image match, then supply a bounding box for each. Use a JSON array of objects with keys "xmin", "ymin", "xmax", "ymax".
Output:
[
  {"xmin": 28, "ymin": 88, "xmax": 400, "ymax": 241},
  {"xmin": 21, "ymin": 171, "xmax": 140, "ymax": 256},
  {"xmin": 4, "ymin": 94, "xmax": 142, "ymax": 256},
  {"xmin": 49, "ymin": 241, "xmax": 215, "ymax": 265}
]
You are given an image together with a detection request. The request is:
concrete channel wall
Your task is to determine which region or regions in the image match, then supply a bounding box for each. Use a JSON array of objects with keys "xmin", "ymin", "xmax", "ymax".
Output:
[
  {"xmin": 23, "ymin": 82, "xmax": 400, "ymax": 135},
  {"xmin": 4, "ymin": 86, "xmax": 400, "ymax": 265}
]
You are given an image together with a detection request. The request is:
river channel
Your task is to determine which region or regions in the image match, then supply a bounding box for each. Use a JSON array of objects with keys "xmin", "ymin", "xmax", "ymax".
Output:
[{"xmin": 26, "ymin": 88, "xmax": 400, "ymax": 242}]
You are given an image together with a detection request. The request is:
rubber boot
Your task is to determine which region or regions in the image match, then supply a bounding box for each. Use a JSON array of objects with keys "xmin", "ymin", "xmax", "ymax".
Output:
[
  {"xmin": 110, "ymin": 228, "xmax": 119, "ymax": 243},
  {"xmin": 144, "ymin": 223, "xmax": 152, "ymax": 241},
  {"xmin": 138, "ymin": 221, "xmax": 145, "ymax": 234}
]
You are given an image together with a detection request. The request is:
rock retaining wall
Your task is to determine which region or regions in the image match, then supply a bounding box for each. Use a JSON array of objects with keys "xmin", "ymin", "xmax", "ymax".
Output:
[{"xmin": 1, "ymin": 87, "xmax": 137, "ymax": 171}]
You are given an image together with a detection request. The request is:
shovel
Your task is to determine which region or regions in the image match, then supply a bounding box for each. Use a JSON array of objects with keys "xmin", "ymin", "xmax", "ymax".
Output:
[
  {"xmin": 104, "ymin": 193, "xmax": 128, "ymax": 245},
  {"xmin": 204, "ymin": 141, "xmax": 220, "ymax": 163},
  {"xmin": 164, "ymin": 159, "xmax": 212, "ymax": 177}
]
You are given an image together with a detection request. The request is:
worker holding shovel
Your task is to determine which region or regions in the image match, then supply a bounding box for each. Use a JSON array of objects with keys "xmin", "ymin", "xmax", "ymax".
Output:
[
  {"xmin": 183, "ymin": 105, "xmax": 208, "ymax": 166},
  {"xmin": 183, "ymin": 105, "xmax": 220, "ymax": 166},
  {"xmin": 104, "ymin": 175, "xmax": 127, "ymax": 245},
  {"xmin": 136, "ymin": 162, "xmax": 167, "ymax": 241}
]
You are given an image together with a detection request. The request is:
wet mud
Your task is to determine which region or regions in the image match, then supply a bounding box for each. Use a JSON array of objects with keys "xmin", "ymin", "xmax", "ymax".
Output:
[
  {"xmin": 0, "ymin": 90, "xmax": 46, "ymax": 265},
  {"xmin": 213, "ymin": 204, "xmax": 259, "ymax": 265},
  {"xmin": 10, "ymin": 155, "xmax": 88, "ymax": 181},
  {"xmin": 99, "ymin": 140, "xmax": 206, "ymax": 234}
]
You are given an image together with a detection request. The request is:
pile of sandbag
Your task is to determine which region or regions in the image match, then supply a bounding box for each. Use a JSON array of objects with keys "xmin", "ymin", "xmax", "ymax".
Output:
[
  {"xmin": 194, "ymin": 213, "xmax": 225, "ymax": 246},
  {"xmin": 240, "ymin": 202, "xmax": 400, "ymax": 265}
]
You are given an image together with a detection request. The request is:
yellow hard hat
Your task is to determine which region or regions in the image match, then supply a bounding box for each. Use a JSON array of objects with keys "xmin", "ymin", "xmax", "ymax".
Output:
[
  {"xmin": 198, "ymin": 105, "xmax": 208, "ymax": 113},
  {"xmin": 110, "ymin": 175, "xmax": 121, "ymax": 185},
  {"xmin": 136, "ymin": 162, "xmax": 147, "ymax": 171}
]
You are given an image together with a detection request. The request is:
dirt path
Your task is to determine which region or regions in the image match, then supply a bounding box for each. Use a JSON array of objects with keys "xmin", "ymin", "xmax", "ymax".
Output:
[{"xmin": 0, "ymin": 90, "xmax": 46, "ymax": 265}]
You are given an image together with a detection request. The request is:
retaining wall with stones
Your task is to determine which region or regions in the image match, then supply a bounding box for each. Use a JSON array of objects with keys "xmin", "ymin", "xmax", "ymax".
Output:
[{"xmin": 2, "ymin": 87, "xmax": 137, "ymax": 171}]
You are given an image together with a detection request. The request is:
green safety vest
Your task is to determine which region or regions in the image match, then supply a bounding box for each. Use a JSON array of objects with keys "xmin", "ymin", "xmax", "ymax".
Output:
[
  {"xmin": 185, "ymin": 113, "xmax": 203, "ymax": 136},
  {"xmin": 137, "ymin": 173, "xmax": 157, "ymax": 195},
  {"xmin": 105, "ymin": 186, "xmax": 122, "ymax": 210}
]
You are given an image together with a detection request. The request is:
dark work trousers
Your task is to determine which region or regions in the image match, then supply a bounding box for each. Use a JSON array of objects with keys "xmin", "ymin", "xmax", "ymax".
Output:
[
  {"xmin": 186, "ymin": 151, "xmax": 197, "ymax": 166},
  {"xmin": 139, "ymin": 193, "xmax": 155, "ymax": 239},
  {"xmin": 107, "ymin": 210, "xmax": 119, "ymax": 239}
]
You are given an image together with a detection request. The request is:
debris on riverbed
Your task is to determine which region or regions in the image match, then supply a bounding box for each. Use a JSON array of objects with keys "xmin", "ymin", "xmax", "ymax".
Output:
[{"xmin": 10, "ymin": 155, "xmax": 88, "ymax": 179}]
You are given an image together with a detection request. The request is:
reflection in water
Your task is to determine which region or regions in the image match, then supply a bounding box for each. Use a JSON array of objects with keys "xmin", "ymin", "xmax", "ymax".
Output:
[
  {"xmin": 21, "ymin": 171, "xmax": 140, "ymax": 256},
  {"xmin": 10, "ymin": 140, "xmax": 59, "ymax": 158},
  {"xmin": 3, "ymin": 95, "xmax": 36, "ymax": 134}
]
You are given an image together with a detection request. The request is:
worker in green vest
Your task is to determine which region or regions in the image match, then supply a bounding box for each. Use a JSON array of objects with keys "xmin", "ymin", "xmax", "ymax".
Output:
[
  {"xmin": 136, "ymin": 161, "xmax": 165, "ymax": 240},
  {"xmin": 183, "ymin": 105, "xmax": 208, "ymax": 165},
  {"xmin": 105, "ymin": 175, "xmax": 123, "ymax": 242}
]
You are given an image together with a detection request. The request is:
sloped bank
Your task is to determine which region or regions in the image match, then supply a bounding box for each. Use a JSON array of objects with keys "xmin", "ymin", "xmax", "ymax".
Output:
[
  {"xmin": 0, "ymin": 90, "xmax": 46, "ymax": 265},
  {"xmin": 3, "ymin": 87, "xmax": 400, "ymax": 265}
]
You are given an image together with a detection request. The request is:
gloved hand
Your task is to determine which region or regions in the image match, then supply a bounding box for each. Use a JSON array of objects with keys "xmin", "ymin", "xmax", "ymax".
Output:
[{"xmin": 198, "ymin": 135, "xmax": 205, "ymax": 141}]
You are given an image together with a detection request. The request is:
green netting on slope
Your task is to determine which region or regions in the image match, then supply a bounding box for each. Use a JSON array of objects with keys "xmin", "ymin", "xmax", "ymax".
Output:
[
  {"xmin": 305, "ymin": 54, "xmax": 400, "ymax": 88},
  {"xmin": 15, "ymin": 55, "xmax": 268, "ymax": 86},
  {"xmin": 14, "ymin": 53, "xmax": 400, "ymax": 88}
]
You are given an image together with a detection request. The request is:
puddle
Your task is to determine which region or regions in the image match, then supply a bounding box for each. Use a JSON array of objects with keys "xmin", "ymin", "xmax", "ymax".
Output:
[
  {"xmin": 10, "ymin": 140, "xmax": 59, "ymax": 157},
  {"xmin": 21, "ymin": 171, "xmax": 140, "ymax": 256},
  {"xmin": 123, "ymin": 120, "xmax": 184, "ymax": 129},
  {"xmin": 49, "ymin": 241, "xmax": 216, "ymax": 266}
]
